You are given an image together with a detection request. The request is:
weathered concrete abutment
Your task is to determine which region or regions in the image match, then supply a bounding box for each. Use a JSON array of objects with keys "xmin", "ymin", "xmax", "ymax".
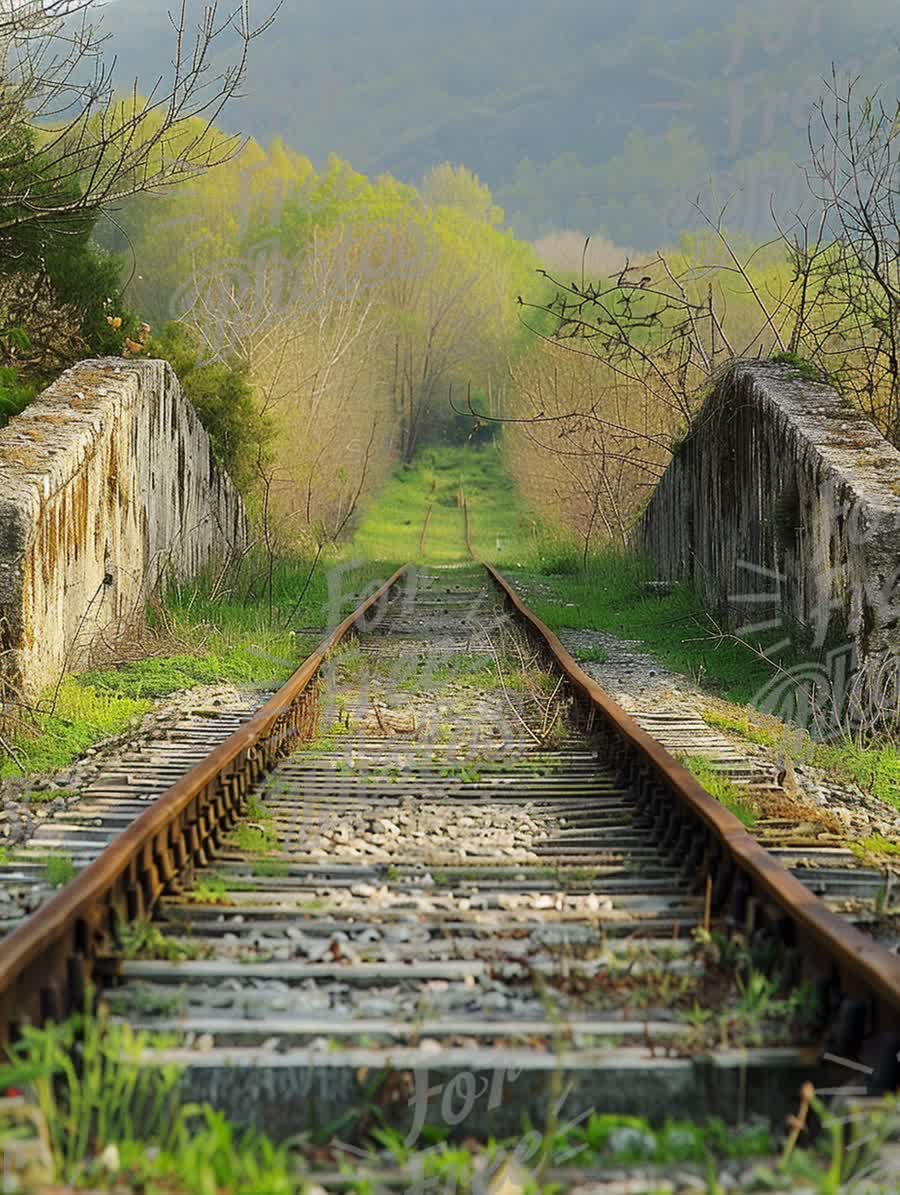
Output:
[
  {"xmin": 640, "ymin": 361, "xmax": 900, "ymax": 720},
  {"xmin": 0, "ymin": 358, "xmax": 247, "ymax": 699}
]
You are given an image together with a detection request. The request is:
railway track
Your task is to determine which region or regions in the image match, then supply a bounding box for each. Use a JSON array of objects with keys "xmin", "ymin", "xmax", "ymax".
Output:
[{"xmin": 2, "ymin": 514, "xmax": 900, "ymax": 1149}]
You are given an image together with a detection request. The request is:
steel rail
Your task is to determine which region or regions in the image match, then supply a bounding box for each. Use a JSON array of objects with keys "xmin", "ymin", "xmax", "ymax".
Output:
[
  {"xmin": 0, "ymin": 565, "xmax": 410, "ymax": 1042},
  {"xmin": 463, "ymin": 490, "xmax": 900, "ymax": 1084},
  {"xmin": 2, "ymin": 484, "xmax": 899, "ymax": 1086}
]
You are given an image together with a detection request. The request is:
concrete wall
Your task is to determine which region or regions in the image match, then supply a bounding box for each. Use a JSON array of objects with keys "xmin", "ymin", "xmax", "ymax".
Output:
[
  {"xmin": 639, "ymin": 361, "xmax": 900, "ymax": 717},
  {"xmin": 0, "ymin": 358, "xmax": 247, "ymax": 699}
]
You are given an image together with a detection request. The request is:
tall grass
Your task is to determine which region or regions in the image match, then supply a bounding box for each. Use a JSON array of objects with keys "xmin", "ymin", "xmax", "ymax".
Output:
[{"xmin": 0, "ymin": 1008, "xmax": 295, "ymax": 1194}]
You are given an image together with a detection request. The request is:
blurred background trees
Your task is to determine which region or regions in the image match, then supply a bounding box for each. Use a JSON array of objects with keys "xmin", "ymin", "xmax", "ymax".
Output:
[{"xmin": 6, "ymin": 0, "xmax": 900, "ymax": 568}]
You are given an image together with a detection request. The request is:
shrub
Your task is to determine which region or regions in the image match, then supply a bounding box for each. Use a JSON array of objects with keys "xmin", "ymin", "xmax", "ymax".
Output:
[{"xmin": 149, "ymin": 321, "xmax": 271, "ymax": 492}]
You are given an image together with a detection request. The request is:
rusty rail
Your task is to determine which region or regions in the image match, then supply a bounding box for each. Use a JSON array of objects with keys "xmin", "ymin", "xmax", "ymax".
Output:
[
  {"xmin": 463, "ymin": 489, "xmax": 900, "ymax": 1086},
  {"xmin": 3, "ymin": 484, "xmax": 900, "ymax": 1087},
  {"xmin": 0, "ymin": 565, "xmax": 409, "ymax": 1041}
]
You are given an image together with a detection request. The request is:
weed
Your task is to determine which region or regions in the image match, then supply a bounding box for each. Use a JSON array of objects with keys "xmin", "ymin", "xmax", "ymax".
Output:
[
  {"xmin": 251, "ymin": 858, "xmax": 291, "ymax": 878},
  {"xmin": 244, "ymin": 795, "xmax": 271, "ymax": 821},
  {"xmin": 770, "ymin": 350, "xmax": 824, "ymax": 382},
  {"xmin": 189, "ymin": 874, "xmax": 231, "ymax": 905},
  {"xmin": 574, "ymin": 645, "xmax": 609, "ymax": 664},
  {"xmin": 679, "ymin": 755, "xmax": 758, "ymax": 827},
  {"xmin": 850, "ymin": 833, "xmax": 900, "ymax": 863},
  {"xmin": 0, "ymin": 679, "xmax": 152, "ymax": 779},
  {"xmin": 25, "ymin": 789, "xmax": 74, "ymax": 805},
  {"xmin": 43, "ymin": 854, "xmax": 76, "ymax": 888},
  {"xmin": 117, "ymin": 919, "xmax": 210, "ymax": 962},
  {"xmin": 227, "ymin": 823, "xmax": 279, "ymax": 854},
  {"xmin": 0, "ymin": 1009, "xmax": 296, "ymax": 1193},
  {"xmin": 704, "ymin": 706, "xmax": 900, "ymax": 812},
  {"xmin": 504, "ymin": 553, "xmax": 811, "ymax": 708}
]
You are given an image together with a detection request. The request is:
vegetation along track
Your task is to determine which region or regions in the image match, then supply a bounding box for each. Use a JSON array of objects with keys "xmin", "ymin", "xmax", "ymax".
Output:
[{"xmin": 2, "ymin": 522, "xmax": 900, "ymax": 1139}]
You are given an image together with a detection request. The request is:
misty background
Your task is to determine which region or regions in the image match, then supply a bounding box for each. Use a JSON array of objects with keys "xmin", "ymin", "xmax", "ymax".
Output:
[{"xmin": 100, "ymin": 0, "xmax": 899, "ymax": 249}]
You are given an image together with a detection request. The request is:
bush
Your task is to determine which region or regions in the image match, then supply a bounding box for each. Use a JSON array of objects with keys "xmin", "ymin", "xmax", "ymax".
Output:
[
  {"xmin": 0, "ymin": 127, "xmax": 141, "ymax": 372},
  {"xmin": 0, "ymin": 365, "xmax": 38, "ymax": 428},
  {"xmin": 149, "ymin": 322, "xmax": 271, "ymax": 492}
]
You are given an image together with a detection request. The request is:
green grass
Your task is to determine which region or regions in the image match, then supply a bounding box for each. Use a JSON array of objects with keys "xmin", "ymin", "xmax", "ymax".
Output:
[
  {"xmin": 349, "ymin": 443, "xmax": 546, "ymax": 564},
  {"xmin": 189, "ymin": 874, "xmax": 232, "ymax": 905},
  {"xmin": 227, "ymin": 824, "xmax": 279, "ymax": 854},
  {"xmin": 0, "ymin": 1012, "xmax": 296, "ymax": 1193},
  {"xmin": 251, "ymin": 858, "xmax": 290, "ymax": 878},
  {"xmin": 6, "ymin": 439, "xmax": 898, "ymax": 833},
  {"xmin": 574, "ymin": 645, "xmax": 610, "ymax": 664},
  {"xmin": 24, "ymin": 789, "xmax": 74, "ymax": 805},
  {"xmin": 1, "ymin": 555, "xmax": 399, "ymax": 779},
  {"xmin": 850, "ymin": 834, "xmax": 900, "ymax": 863},
  {"xmin": 704, "ymin": 707, "xmax": 900, "ymax": 811},
  {"xmin": 118, "ymin": 919, "xmax": 210, "ymax": 962},
  {"xmin": 42, "ymin": 853, "xmax": 76, "ymax": 888},
  {"xmin": 0, "ymin": 679, "xmax": 153, "ymax": 778},
  {"xmin": 350, "ymin": 452, "xmax": 468, "ymax": 563},
  {"xmin": 503, "ymin": 550, "xmax": 813, "ymax": 707},
  {"xmin": 679, "ymin": 756, "xmax": 758, "ymax": 827},
  {"xmin": 80, "ymin": 648, "xmax": 300, "ymax": 700}
]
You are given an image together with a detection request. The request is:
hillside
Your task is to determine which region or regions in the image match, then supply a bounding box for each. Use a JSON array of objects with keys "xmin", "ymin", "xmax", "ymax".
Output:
[{"xmin": 100, "ymin": 0, "xmax": 900, "ymax": 247}]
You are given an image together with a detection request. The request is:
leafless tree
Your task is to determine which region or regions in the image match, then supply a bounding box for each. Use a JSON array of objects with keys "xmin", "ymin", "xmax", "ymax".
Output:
[
  {"xmin": 182, "ymin": 224, "xmax": 391, "ymax": 620},
  {"xmin": 784, "ymin": 70, "xmax": 900, "ymax": 440},
  {"xmin": 0, "ymin": 0, "xmax": 280, "ymax": 255}
]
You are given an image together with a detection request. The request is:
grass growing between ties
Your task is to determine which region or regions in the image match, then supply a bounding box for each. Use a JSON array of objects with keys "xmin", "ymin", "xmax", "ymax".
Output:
[
  {"xmin": 3, "ymin": 1011, "xmax": 898, "ymax": 1193},
  {"xmin": 117, "ymin": 918, "xmax": 212, "ymax": 962},
  {"xmin": 42, "ymin": 853, "xmax": 76, "ymax": 888},
  {"xmin": 679, "ymin": 756, "xmax": 759, "ymax": 827}
]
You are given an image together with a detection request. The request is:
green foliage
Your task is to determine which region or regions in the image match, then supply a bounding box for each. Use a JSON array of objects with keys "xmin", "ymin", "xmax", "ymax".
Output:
[
  {"xmin": 680, "ymin": 756, "xmax": 758, "ymax": 827},
  {"xmin": 0, "ymin": 679, "xmax": 152, "ymax": 779},
  {"xmin": 128, "ymin": 1105, "xmax": 295, "ymax": 1195},
  {"xmin": 103, "ymin": 0, "xmax": 898, "ymax": 246},
  {"xmin": 251, "ymin": 858, "xmax": 290, "ymax": 878},
  {"xmin": 351, "ymin": 444, "xmax": 544, "ymax": 564},
  {"xmin": 0, "ymin": 554, "xmax": 395, "ymax": 780},
  {"xmin": 149, "ymin": 321, "xmax": 270, "ymax": 491},
  {"xmin": 703, "ymin": 708, "xmax": 900, "ymax": 811},
  {"xmin": 118, "ymin": 919, "xmax": 210, "ymax": 961},
  {"xmin": 42, "ymin": 854, "xmax": 76, "ymax": 888},
  {"xmin": 45, "ymin": 238, "xmax": 139, "ymax": 358},
  {"xmin": 573, "ymin": 646, "xmax": 609, "ymax": 664},
  {"xmin": 81, "ymin": 647, "xmax": 296, "ymax": 700},
  {"xmin": 228, "ymin": 823, "xmax": 279, "ymax": 854},
  {"xmin": 0, "ymin": 366, "xmax": 38, "ymax": 428},
  {"xmin": 851, "ymin": 833, "xmax": 900, "ymax": 862},
  {"xmin": 190, "ymin": 873, "xmax": 232, "ymax": 905},
  {"xmin": 0, "ymin": 125, "xmax": 139, "ymax": 377},
  {"xmin": 540, "ymin": 1111, "xmax": 772, "ymax": 1168},
  {"xmin": 504, "ymin": 549, "xmax": 809, "ymax": 707},
  {"xmin": 0, "ymin": 1010, "xmax": 295, "ymax": 1194},
  {"xmin": 770, "ymin": 351, "xmax": 824, "ymax": 382}
]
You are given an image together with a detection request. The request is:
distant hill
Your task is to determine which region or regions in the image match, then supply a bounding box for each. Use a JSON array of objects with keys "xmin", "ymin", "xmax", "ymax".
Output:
[{"xmin": 100, "ymin": 0, "xmax": 899, "ymax": 247}]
